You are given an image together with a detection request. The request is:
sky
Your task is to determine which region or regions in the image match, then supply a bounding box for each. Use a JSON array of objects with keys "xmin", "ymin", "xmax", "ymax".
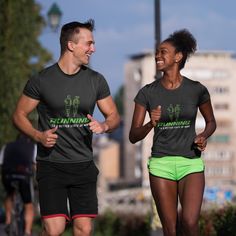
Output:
[{"xmin": 37, "ymin": 0, "xmax": 236, "ymax": 95}]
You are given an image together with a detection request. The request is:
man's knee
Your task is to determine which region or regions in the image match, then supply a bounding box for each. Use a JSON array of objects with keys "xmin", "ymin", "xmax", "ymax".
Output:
[
  {"xmin": 73, "ymin": 218, "xmax": 93, "ymax": 236},
  {"xmin": 43, "ymin": 217, "xmax": 66, "ymax": 236}
]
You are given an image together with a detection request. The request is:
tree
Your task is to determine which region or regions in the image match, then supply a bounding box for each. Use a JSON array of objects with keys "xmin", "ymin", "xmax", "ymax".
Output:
[
  {"xmin": 0, "ymin": 0, "xmax": 52, "ymax": 146},
  {"xmin": 114, "ymin": 85, "xmax": 124, "ymax": 117}
]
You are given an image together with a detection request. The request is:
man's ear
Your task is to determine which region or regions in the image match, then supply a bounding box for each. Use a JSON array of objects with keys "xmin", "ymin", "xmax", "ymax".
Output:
[{"xmin": 67, "ymin": 41, "xmax": 74, "ymax": 52}]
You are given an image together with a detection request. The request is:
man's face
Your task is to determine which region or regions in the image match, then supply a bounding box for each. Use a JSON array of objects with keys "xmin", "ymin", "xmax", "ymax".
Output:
[{"xmin": 72, "ymin": 28, "xmax": 95, "ymax": 65}]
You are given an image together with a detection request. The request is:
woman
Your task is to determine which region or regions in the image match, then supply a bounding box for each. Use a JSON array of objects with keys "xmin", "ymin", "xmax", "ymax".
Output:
[{"xmin": 129, "ymin": 29, "xmax": 216, "ymax": 236}]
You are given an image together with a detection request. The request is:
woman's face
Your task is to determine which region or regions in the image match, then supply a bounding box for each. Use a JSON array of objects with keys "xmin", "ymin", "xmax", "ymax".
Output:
[{"xmin": 155, "ymin": 42, "xmax": 180, "ymax": 72}]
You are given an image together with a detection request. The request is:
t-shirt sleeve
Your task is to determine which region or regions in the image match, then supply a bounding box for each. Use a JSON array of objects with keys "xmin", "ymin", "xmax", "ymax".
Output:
[
  {"xmin": 96, "ymin": 74, "xmax": 111, "ymax": 100},
  {"xmin": 23, "ymin": 75, "xmax": 41, "ymax": 100},
  {"xmin": 134, "ymin": 86, "xmax": 148, "ymax": 109},
  {"xmin": 198, "ymin": 83, "xmax": 210, "ymax": 105}
]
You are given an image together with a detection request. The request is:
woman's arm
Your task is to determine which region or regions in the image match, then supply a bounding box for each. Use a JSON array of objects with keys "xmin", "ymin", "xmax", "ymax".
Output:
[
  {"xmin": 129, "ymin": 103, "xmax": 154, "ymax": 144},
  {"xmin": 199, "ymin": 99, "xmax": 217, "ymax": 138},
  {"xmin": 194, "ymin": 99, "xmax": 217, "ymax": 151}
]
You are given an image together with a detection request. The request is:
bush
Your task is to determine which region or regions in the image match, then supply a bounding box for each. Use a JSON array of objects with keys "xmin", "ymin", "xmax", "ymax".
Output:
[
  {"xmin": 32, "ymin": 204, "xmax": 236, "ymax": 236},
  {"xmin": 212, "ymin": 204, "xmax": 236, "ymax": 236},
  {"xmin": 94, "ymin": 210, "xmax": 151, "ymax": 236},
  {"xmin": 200, "ymin": 203, "xmax": 236, "ymax": 236}
]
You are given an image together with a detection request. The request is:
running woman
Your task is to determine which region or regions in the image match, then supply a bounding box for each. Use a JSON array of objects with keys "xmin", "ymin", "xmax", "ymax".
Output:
[{"xmin": 129, "ymin": 29, "xmax": 216, "ymax": 236}]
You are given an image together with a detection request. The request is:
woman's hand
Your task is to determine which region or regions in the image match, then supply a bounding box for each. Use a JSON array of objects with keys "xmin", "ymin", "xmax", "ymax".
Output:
[
  {"xmin": 150, "ymin": 105, "xmax": 161, "ymax": 127},
  {"xmin": 194, "ymin": 135, "xmax": 207, "ymax": 151}
]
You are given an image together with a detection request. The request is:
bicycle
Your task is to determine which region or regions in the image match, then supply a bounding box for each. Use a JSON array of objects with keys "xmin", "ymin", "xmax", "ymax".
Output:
[{"xmin": 7, "ymin": 176, "xmax": 25, "ymax": 236}]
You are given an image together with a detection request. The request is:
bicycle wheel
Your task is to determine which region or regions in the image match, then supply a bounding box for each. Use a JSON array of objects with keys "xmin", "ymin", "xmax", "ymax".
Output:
[
  {"xmin": 15, "ymin": 194, "xmax": 24, "ymax": 236},
  {"xmin": 9, "ymin": 183, "xmax": 24, "ymax": 236}
]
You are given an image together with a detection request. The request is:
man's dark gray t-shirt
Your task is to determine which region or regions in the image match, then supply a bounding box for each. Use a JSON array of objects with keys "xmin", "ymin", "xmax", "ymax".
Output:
[
  {"xmin": 24, "ymin": 64, "xmax": 110, "ymax": 163},
  {"xmin": 134, "ymin": 77, "xmax": 210, "ymax": 159}
]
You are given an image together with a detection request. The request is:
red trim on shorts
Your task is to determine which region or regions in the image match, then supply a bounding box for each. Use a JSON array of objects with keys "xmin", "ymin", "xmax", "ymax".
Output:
[
  {"xmin": 42, "ymin": 214, "xmax": 70, "ymax": 221},
  {"xmin": 72, "ymin": 214, "xmax": 97, "ymax": 220}
]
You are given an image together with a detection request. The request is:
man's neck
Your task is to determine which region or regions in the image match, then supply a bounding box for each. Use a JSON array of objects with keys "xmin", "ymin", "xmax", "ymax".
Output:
[{"xmin": 58, "ymin": 55, "xmax": 81, "ymax": 75}]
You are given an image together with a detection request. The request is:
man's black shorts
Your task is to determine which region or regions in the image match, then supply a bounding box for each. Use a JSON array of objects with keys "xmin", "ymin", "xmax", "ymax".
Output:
[{"xmin": 36, "ymin": 160, "xmax": 99, "ymax": 221}]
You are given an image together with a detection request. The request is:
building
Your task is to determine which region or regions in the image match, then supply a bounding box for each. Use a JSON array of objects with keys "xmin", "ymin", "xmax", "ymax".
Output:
[
  {"xmin": 124, "ymin": 51, "xmax": 236, "ymax": 203},
  {"xmin": 183, "ymin": 51, "xmax": 236, "ymax": 203},
  {"xmin": 93, "ymin": 135, "xmax": 120, "ymax": 189},
  {"xmin": 124, "ymin": 51, "xmax": 155, "ymax": 186}
]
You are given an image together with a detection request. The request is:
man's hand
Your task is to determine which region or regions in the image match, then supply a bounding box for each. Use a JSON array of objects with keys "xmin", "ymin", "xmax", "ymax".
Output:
[
  {"xmin": 40, "ymin": 126, "xmax": 58, "ymax": 148},
  {"xmin": 150, "ymin": 105, "xmax": 161, "ymax": 127},
  {"xmin": 87, "ymin": 114, "xmax": 108, "ymax": 134}
]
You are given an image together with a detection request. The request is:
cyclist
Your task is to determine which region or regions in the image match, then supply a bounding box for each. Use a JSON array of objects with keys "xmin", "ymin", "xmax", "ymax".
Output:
[{"xmin": 0, "ymin": 132, "xmax": 36, "ymax": 236}]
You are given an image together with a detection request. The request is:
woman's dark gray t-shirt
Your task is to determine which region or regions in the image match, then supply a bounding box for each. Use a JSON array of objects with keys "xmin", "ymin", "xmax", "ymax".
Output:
[{"xmin": 134, "ymin": 77, "xmax": 210, "ymax": 159}]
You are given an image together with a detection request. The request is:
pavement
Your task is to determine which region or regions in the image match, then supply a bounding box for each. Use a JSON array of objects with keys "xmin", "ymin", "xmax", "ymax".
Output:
[
  {"xmin": 150, "ymin": 228, "xmax": 164, "ymax": 236},
  {"xmin": 0, "ymin": 223, "xmax": 39, "ymax": 236},
  {"xmin": 0, "ymin": 224, "xmax": 8, "ymax": 236},
  {"xmin": 0, "ymin": 223, "xmax": 163, "ymax": 236}
]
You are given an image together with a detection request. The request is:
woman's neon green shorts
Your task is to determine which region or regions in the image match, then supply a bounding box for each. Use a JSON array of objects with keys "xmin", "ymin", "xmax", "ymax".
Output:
[{"xmin": 148, "ymin": 156, "xmax": 204, "ymax": 181}]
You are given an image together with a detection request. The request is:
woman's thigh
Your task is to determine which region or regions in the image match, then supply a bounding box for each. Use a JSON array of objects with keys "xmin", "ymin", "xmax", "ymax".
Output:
[
  {"xmin": 149, "ymin": 174, "xmax": 178, "ymax": 226},
  {"xmin": 178, "ymin": 172, "xmax": 205, "ymax": 220}
]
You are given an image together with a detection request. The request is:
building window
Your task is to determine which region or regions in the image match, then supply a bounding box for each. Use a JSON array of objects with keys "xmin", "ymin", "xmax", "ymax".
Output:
[
  {"xmin": 216, "ymin": 120, "xmax": 231, "ymax": 128},
  {"xmin": 210, "ymin": 86, "xmax": 229, "ymax": 94},
  {"xmin": 205, "ymin": 167, "xmax": 233, "ymax": 177},
  {"xmin": 203, "ymin": 150, "xmax": 233, "ymax": 161},
  {"xmin": 182, "ymin": 69, "xmax": 229, "ymax": 81},
  {"xmin": 214, "ymin": 103, "xmax": 229, "ymax": 110},
  {"xmin": 208, "ymin": 135, "xmax": 230, "ymax": 143}
]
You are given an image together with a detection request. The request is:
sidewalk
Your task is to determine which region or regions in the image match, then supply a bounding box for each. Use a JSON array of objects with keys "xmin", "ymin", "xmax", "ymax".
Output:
[
  {"xmin": 0, "ymin": 223, "xmax": 38, "ymax": 236},
  {"xmin": 151, "ymin": 228, "xmax": 164, "ymax": 236}
]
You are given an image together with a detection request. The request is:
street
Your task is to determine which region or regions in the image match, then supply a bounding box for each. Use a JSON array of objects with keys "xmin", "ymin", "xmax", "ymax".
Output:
[
  {"xmin": 0, "ymin": 223, "xmax": 38, "ymax": 236},
  {"xmin": 0, "ymin": 224, "xmax": 8, "ymax": 236}
]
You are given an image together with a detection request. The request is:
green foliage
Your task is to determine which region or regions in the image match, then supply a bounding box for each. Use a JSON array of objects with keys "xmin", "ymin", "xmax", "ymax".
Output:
[
  {"xmin": 199, "ymin": 209, "xmax": 217, "ymax": 236},
  {"xmin": 32, "ymin": 204, "xmax": 236, "ymax": 236},
  {"xmin": 114, "ymin": 85, "xmax": 124, "ymax": 117},
  {"xmin": 94, "ymin": 210, "xmax": 150, "ymax": 236},
  {"xmin": 94, "ymin": 210, "xmax": 121, "ymax": 236},
  {"xmin": 200, "ymin": 203, "xmax": 236, "ymax": 236},
  {"xmin": 0, "ymin": 0, "xmax": 52, "ymax": 146},
  {"xmin": 212, "ymin": 204, "xmax": 236, "ymax": 236}
]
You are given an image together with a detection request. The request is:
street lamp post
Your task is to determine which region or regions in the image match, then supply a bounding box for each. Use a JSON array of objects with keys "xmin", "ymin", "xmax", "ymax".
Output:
[
  {"xmin": 154, "ymin": 0, "xmax": 161, "ymax": 52},
  {"xmin": 154, "ymin": 0, "xmax": 161, "ymax": 79},
  {"xmin": 47, "ymin": 2, "xmax": 62, "ymax": 32},
  {"xmin": 151, "ymin": 4, "xmax": 163, "ymax": 236}
]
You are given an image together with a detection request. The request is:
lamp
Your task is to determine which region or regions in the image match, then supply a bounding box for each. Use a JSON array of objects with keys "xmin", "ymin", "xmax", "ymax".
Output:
[{"xmin": 47, "ymin": 3, "xmax": 62, "ymax": 32}]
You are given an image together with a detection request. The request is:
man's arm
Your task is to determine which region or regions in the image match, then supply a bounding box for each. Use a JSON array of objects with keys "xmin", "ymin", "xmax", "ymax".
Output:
[
  {"xmin": 13, "ymin": 94, "xmax": 58, "ymax": 147},
  {"xmin": 13, "ymin": 94, "xmax": 40, "ymax": 141},
  {"xmin": 88, "ymin": 95, "xmax": 120, "ymax": 134}
]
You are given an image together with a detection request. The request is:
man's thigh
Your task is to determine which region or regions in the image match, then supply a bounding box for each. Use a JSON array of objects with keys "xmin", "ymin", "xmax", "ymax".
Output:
[
  {"xmin": 36, "ymin": 162, "xmax": 69, "ymax": 220},
  {"xmin": 69, "ymin": 180, "xmax": 98, "ymax": 220}
]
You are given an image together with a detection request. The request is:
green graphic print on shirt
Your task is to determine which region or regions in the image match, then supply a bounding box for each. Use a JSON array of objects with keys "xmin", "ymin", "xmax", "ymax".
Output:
[
  {"xmin": 49, "ymin": 95, "xmax": 90, "ymax": 128},
  {"xmin": 157, "ymin": 104, "xmax": 191, "ymax": 130}
]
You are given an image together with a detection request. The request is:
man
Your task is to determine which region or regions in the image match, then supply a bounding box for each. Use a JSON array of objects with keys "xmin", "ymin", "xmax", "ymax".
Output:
[
  {"xmin": 0, "ymin": 133, "xmax": 36, "ymax": 236},
  {"xmin": 12, "ymin": 19, "xmax": 120, "ymax": 236}
]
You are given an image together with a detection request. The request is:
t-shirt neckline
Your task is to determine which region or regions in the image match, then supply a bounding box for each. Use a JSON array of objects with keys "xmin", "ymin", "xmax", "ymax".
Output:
[
  {"xmin": 56, "ymin": 63, "xmax": 83, "ymax": 78},
  {"xmin": 160, "ymin": 76, "xmax": 185, "ymax": 92}
]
